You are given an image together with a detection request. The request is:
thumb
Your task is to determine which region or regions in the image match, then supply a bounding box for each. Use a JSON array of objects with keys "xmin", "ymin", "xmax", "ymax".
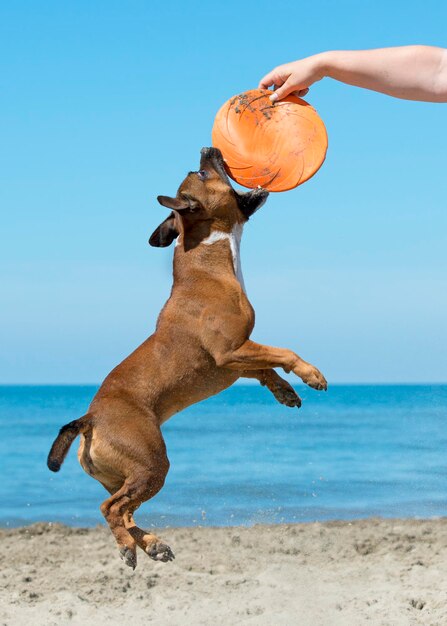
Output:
[{"xmin": 269, "ymin": 78, "xmax": 295, "ymax": 102}]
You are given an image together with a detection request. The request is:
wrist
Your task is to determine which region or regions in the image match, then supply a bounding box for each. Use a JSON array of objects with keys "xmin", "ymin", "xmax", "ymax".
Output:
[{"xmin": 314, "ymin": 51, "xmax": 336, "ymax": 79}]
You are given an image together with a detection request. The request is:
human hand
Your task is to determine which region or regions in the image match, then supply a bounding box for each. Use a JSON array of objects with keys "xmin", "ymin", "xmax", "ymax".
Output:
[{"xmin": 258, "ymin": 54, "xmax": 327, "ymax": 102}]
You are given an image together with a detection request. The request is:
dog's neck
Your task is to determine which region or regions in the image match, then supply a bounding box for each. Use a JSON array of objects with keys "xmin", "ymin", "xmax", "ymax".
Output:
[
  {"xmin": 174, "ymin": 223, "xmax": 245, "ymax": 291},
  {"xmin": 202, "ymin": 224, "xmax": 245, "ymax": 291}
]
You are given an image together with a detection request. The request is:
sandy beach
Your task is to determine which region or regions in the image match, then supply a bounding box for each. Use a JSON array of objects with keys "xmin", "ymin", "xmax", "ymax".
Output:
[{"xmin": 1, "ymin": 518, "xmax": 447, "ymax": 625}]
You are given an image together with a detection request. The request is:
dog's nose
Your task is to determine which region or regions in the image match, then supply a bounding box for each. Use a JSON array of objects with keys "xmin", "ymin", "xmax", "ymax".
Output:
[
  {"xmin": 200, "ymin": 146, "xmax": 224, "ymax": 162},
  {"xmin": 200, "ymin": 146, "xmax": 231, "ymax": 184}
]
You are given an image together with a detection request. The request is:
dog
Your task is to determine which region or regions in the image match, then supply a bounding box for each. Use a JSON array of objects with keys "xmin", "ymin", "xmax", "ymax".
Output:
[{"xmin": 47, "ymin": 147, "xmax": 327, "ymax": 569}]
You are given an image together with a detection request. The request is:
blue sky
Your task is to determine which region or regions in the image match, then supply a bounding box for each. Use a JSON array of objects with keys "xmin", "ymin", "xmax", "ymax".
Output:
[{"xmin": 1, "ymin": 0, "xmax": 446, "ymax": 383}]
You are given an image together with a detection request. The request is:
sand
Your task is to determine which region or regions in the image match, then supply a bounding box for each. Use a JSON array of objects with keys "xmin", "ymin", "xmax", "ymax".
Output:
[{"xmin": 1, "ymin": 518, "xmax": 447, "ymax": 626}]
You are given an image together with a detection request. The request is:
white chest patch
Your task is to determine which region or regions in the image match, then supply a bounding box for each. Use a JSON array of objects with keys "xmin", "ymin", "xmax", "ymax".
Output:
[{"xmin": 201, "ymin": 224, "xmax": 245, "ymax": 291}]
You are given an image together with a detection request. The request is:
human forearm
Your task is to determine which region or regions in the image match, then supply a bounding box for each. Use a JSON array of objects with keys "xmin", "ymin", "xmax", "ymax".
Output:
[
  {"xmin": 321, "ymin": 46, "xmax": 447, "ymax": 102},
  {"xmin": 259, "ymin": 46, "xmax": 447, "ymax": 103}
]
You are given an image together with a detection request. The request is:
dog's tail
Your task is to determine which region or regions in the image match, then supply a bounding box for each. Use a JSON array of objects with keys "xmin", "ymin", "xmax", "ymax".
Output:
[{"xmin": 47, "ymin": 413, "xmax": 93, "ymax": 472}]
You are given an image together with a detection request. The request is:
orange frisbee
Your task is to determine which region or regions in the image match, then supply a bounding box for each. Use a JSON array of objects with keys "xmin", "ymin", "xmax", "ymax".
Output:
[{"xmin": 212, "ymin": 89, "xmax": 328, "ymax": 192}]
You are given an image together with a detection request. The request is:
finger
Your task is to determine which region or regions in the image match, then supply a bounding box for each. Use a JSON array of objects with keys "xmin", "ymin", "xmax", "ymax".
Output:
[
  {"xmin": 269, "ymin": 78, "xmax": 295, "ymax": 102},
  {"xmin": 258, "ymin": 70, "xmax": 281, "ymax": 90},
  {"xmin": 292, "ymin": 88, "xmax": 309, "ymax": 98}
]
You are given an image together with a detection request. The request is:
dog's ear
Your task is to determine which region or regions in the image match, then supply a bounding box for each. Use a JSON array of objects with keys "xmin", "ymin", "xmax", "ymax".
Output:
[
  {"xmin": 149, "ymin": 212, "xmax": 179, "ymax": 247},
  {"xmin": 157, "ymin": 195, "xmax": 199, "ymax": 213},
  {"xmin": 235, "ymin": 188, "xmax": 269, "ymax": 219}
]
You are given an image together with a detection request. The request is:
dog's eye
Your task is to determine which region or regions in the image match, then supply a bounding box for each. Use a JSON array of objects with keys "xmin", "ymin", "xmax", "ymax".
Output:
[{"xmin": 197, "ymin": 170, "xmax": 208, "ymax": 181}]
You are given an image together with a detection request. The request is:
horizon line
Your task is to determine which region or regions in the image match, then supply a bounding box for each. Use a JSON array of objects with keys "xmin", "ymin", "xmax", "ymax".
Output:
[{"xmin": 1, "ymin": 381, "xmax": 446, "ymax": 387}]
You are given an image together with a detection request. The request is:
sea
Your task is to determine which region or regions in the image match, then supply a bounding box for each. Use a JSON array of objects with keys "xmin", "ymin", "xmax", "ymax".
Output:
[{"xmin": 1, "ymin": 384, "xmax": 447, "ymax": 528}]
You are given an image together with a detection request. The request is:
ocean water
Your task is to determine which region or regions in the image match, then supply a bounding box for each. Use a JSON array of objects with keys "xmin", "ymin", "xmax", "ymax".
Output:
[{"xmin": 1, "ymin": 384, "xmax": 447, "ymax": 528}]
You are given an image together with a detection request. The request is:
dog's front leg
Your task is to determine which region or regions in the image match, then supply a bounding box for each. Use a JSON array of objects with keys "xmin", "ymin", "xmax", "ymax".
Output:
[
  {"xmin": 216, "ymin": 340, "xmax": 327, "ymax": 391},
  {"xmin": 242, "ymin": 369, "xmax": 302, "ymax": 408}
]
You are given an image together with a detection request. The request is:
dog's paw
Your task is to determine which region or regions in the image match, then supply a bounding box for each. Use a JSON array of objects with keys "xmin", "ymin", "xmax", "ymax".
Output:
[
  {"xmin": 295, "ymin": 364, "xmax": 328, "ymax": 391},
  {"xmin": 120, "ymin": 546, "xmax": 137, "ymax": 569},
  {"xmin": 146, "ymin": 542, "xmax": 175, "ymax": 563},
  {"xmin": 270, "ymin": 381, "xmax": 302, "ymax": 408}
]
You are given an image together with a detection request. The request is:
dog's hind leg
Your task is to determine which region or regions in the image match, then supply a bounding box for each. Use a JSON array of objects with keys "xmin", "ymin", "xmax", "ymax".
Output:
[
  {"xmin": 100, "ymin": 481, "xmax": 140, "ymax": 569},
  {"xmin": 125, "ymin": 514, "xmax": 175, "ymax": 563},
  {"xmin": 95, "ymin": 416, "xmax": 172, "ymax": 568},
  {"xmin": 242, "ymin": 369, "xmax": 302, "ymax": 408},
  {"xmin": 100, "ymin": 459, "xmax": 172, "ymax": 568}
]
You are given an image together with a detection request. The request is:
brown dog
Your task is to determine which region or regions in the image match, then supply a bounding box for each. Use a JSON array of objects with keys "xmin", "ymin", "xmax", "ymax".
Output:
[{"xmin": 47, "ymin": 147, "xmax": 327, "ymax": 569}]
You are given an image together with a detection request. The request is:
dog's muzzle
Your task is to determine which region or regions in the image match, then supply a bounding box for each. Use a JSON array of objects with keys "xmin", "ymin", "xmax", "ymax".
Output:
[{"xmin": 200, "ymin": 147, "xmax": 231, "ymax": 185}]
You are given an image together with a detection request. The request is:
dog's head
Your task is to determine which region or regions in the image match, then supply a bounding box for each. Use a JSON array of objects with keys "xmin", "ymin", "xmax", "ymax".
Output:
[{"xmin": 149, "ymin": 147, "xmax": 269, "ymax": 247}]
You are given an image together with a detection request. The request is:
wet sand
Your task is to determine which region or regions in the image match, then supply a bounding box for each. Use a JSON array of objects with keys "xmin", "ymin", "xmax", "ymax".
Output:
[{"xmin": 1, "ymin": 517, "xmax": 447, "ymax": 625}]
